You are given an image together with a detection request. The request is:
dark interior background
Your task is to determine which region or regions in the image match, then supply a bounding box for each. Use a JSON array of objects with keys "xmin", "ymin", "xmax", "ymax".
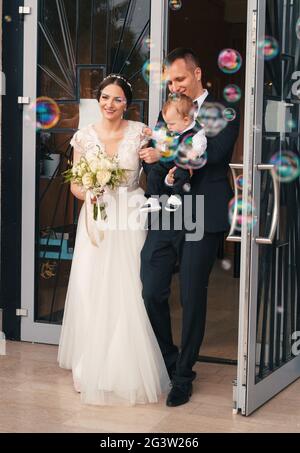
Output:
[{"xmin": 168, "ymin": 0, "xmax": 247, "ymax": 164}]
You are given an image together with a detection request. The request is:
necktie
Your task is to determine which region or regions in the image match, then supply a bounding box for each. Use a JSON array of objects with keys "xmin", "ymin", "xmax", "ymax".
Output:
[{"xmin": 193, "ymin": 100, "xmax": 199, "ymax": 119}]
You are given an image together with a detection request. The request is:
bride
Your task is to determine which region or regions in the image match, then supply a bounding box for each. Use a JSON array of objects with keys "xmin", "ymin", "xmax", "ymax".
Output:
[{"xmin": 58, "ymin": 74, "xmax": 170, "ymax": 405}]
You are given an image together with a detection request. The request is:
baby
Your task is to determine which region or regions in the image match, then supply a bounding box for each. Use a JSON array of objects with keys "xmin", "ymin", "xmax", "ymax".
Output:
[{"xmin": 140, "ymin": 93, "xmax": 207, "ymax": 213}]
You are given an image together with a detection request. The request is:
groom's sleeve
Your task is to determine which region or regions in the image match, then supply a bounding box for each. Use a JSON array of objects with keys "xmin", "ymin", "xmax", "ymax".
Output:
[
  {"xmin": 142, "ymin": 111, "xmax": 165, "ymax": 176},
  {"xmin": 142, "ymin": 159, "xmax": 155, "ymax": 176}
]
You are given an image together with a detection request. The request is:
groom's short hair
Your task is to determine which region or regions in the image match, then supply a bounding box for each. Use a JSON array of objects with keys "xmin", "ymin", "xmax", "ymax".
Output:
[{"xmin": 166, "ymin": 48, "xmax": 201, "ymax": 70}]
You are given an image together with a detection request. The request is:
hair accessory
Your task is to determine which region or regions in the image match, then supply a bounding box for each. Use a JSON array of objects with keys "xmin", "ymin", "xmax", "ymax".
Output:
[{"xmin": 103, "ymin": 74, "xmax": 132, "ymax": 90}]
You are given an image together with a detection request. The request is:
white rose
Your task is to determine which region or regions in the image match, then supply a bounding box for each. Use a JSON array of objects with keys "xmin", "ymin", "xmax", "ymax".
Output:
[
  {"xmin": 82, "ymin": 173, "xmax": 94, "ymax": 189},
  {"xmin": 96, "ymin": 170, "xmax": 111, "ymax": 187},
  {"xmin": 101, "ymin": 159, "xmax": 111, "ymax": 170},
  {"xmin": 89, "ymin": 159, "xmax": 100, "ymax": 173},
  {"xmin": 77, "ymin": 162, "xmax": 87, "ymax": 177}
]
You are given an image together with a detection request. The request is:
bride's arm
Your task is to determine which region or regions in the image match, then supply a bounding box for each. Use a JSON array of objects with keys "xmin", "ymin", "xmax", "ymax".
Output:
[{"xmin": 70, "ymin": 148, "xmax": 86, "ymax": 201}]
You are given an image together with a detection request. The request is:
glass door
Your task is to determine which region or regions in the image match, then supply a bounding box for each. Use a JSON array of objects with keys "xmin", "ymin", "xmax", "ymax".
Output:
[
  {"xmin": 21, "ymin": 0, "xmax": 166, "ymax": 344},
  {"xmin": 234, "ymin": 0, "xmax": 300, "ymax": 415}
]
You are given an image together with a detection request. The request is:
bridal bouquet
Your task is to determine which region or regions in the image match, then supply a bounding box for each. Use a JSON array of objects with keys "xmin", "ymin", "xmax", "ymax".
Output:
[{"xmin": 64, "ymin": 145, "xmax": 127, "ymax": 221}]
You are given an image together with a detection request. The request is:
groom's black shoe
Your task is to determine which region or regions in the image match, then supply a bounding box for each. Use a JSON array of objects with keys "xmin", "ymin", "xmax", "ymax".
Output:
[{"xmin": 166, "ymin": 383, "xmax": 192, "ymax": 407}]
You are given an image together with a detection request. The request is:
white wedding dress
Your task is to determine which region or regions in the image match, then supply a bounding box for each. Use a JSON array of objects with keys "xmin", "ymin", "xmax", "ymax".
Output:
[{"xmin": 58, "ymin": 121, "xmax": 170, "ymax": 406}]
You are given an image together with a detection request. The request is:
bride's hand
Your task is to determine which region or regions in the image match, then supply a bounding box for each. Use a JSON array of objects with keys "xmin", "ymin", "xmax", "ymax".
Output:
[{"xmin": 139, "ymin": 147, "xmax": 160, "ymax": 164}]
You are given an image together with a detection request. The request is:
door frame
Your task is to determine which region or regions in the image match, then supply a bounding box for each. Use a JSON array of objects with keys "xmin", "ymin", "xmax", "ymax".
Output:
[
  {"xmin": 21, "ymin": 0, "xmax": 54, "ymax": 343},
  {"xmin": 1, "ymin": 0, "xmax": 24, "ymax": 341},
  {"xmin": 148, "ymin": 0, "xmax": 169, "ymax": 127},
  {"xmin": 235, "ymin": 0, "xmax": 261, "ymax": 415}
]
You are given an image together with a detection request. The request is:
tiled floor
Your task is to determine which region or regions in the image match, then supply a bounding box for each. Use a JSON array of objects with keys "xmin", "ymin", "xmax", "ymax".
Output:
[
  {"xmin": 1, "ymin": 341, "xmax": 300, "ymax": 433},
  {"xmin": 1, "ymin": 258, "xmax": 300, "ymax": 433},
  {"xmin": 171, "ymin": 256, "xmax": 240, "ymax": 361}
]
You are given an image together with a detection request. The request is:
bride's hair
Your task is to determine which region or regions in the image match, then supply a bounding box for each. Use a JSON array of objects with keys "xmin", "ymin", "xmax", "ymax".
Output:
[{"xmin": 96, "ymin": 74, "xmax": 133, "ymax": 107}]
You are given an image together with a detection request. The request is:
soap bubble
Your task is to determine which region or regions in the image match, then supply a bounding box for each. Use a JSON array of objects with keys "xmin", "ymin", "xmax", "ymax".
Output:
[
  {"xmin": 228, "ymin": 196, "xmax": 256, "ymax": 232},
  {"xmin": 169, "ymin": 0, "xmax": 182, "ymax": 11},
  {"xmin": 142, "ymin": 60, "xmax": 168, "ymax": 88},
  {"xmin": 218, "ymin": 49, "xmax": 242, "ymax": 74},
  {"xmin": 223, "ymin": 108, "xmax": 237, "ymax": 122},
  {"xmin": 296, "ymin": 18, "xmax": 300, "ymax": 39},
  {"xmin": 175, "ymin": 133, "xmax": 207, "ymax": 170},
  {"xmin": 223, "ymin": 85, "xmax": 242, "ymax": 103},
  {"xmin": 258, "ymin": 36, "xmax": 280, "ymax": 61},
  {"xmin": 270, "ymin": 151, "xmax": 300, "ymax": 183},
  {"xmin": 221, "ymin": 259, "xmax": 232, "ymax": 271},
  {"xmin": 236, "ymin": 174, "xmax": 244, "ymax": 191},
  {"xmin": 197, "ymin": 102, "xmax": 228, "ymax": 137},
  {"xmin": 152, "ymin": 125, "xmax": 179, "ymax": 163},
  {"xmin": 29, "ymin": 97, "xmax": 60, "ymax": 130},
  {"xmin": 143, "ymin": 36, "xmax": 154, "ymax": 52}
]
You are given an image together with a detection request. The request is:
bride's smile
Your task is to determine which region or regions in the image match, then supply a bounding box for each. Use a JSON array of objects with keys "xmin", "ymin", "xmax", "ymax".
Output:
[{"xmin": 99, "ymin": 84, "xmax": 127, "ymax": 121}]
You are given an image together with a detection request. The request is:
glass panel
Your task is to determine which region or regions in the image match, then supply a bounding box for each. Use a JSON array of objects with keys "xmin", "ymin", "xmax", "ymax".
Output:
[
  {"xmin": 255, "ymin": 0, "xmax": 300, "ymax": 381},
  {"xmin": 37, "ymin": 130, "xmax": 78, "ymax": 323},
  {"xmin": 108, "ymin": 0, "xmax": 151, "ymax": 123},
  {"xmin": 38, "ymin": 0, "xmax": 77, "ymax": 100},
  {"xmin": 77, "ymin": 66, "xmax": 106, "ymax": 99},
  {"xmin": 35, "ymin": 0, "xmax": 151, "ymax": 323}
]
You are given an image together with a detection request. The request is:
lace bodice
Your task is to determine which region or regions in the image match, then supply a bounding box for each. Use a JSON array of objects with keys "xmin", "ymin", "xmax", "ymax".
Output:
[{"xmin": 70, "ymin": 120, "xmax": 148, "ymax": 189}]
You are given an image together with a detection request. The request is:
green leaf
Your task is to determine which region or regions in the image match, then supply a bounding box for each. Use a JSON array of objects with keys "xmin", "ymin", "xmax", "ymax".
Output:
[{"xmin": 93, "ymin": 203, "xmax": 98, "ymax": 221}]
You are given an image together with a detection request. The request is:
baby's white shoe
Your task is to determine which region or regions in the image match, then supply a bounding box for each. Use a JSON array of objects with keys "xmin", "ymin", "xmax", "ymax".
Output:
[
  {"xmin": 165, "ymin": 195, "xmax": 182, "ymax": 212},
  {"xmin": 140, "ymin": 197, "xmax": 161, "ymax": 213}
]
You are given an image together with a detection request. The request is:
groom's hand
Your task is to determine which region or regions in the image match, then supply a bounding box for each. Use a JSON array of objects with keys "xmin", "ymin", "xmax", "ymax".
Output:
[{"xmin": 139, "ymin": 147, "xmax": 160, "ymax": 164}]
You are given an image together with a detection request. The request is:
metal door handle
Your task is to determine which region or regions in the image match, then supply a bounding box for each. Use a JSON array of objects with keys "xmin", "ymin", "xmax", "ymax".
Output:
[
  {"xmin": 227, "ymin": 164, "xmax": 244, "ymax": 242},
  {"xmin": 255, "ymin": 164, "xmax": 280, "ymax": 245}
]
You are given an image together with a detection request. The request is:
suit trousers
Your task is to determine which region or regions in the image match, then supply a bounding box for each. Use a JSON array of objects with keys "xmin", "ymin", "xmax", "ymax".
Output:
[{"xmin": 141, "ymin": 226, "xmax": 223, "ymax": 387}]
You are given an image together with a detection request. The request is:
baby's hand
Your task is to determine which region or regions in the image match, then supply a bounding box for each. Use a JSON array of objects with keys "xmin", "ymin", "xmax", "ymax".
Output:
[
  {"xmin": 167, "ymin": 167, "xmax": 177, "ymax": 185},
  {"xmin": 142, "ymin": 127, "xmax": 153, "ymax": 138},
  {"xmin": 90, "ymin": 195, "xmax": 97, "ymax": 205}
]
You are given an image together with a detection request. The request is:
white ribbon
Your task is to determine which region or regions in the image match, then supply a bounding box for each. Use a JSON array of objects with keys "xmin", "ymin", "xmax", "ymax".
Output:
[{"xmin": 85, "ymin": 190, "xmax": 105, "ymax": 247}]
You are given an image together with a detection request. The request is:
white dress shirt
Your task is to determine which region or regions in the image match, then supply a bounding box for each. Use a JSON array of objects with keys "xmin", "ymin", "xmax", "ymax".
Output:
[{"xmin": 193, "ymin": 89, "xmax": 209, "ymax": 118}]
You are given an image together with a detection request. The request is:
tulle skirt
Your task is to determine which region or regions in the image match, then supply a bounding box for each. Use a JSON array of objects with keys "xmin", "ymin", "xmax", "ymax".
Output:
[{"xmin": 58, "ymin": 187, "xmax": 170, "ymax": 405}]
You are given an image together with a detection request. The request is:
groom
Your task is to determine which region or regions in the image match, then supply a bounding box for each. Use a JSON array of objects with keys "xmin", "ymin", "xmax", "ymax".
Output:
[{"xmin": 139, "ymin": 48, "xmax": 240, "ymax": 406}]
